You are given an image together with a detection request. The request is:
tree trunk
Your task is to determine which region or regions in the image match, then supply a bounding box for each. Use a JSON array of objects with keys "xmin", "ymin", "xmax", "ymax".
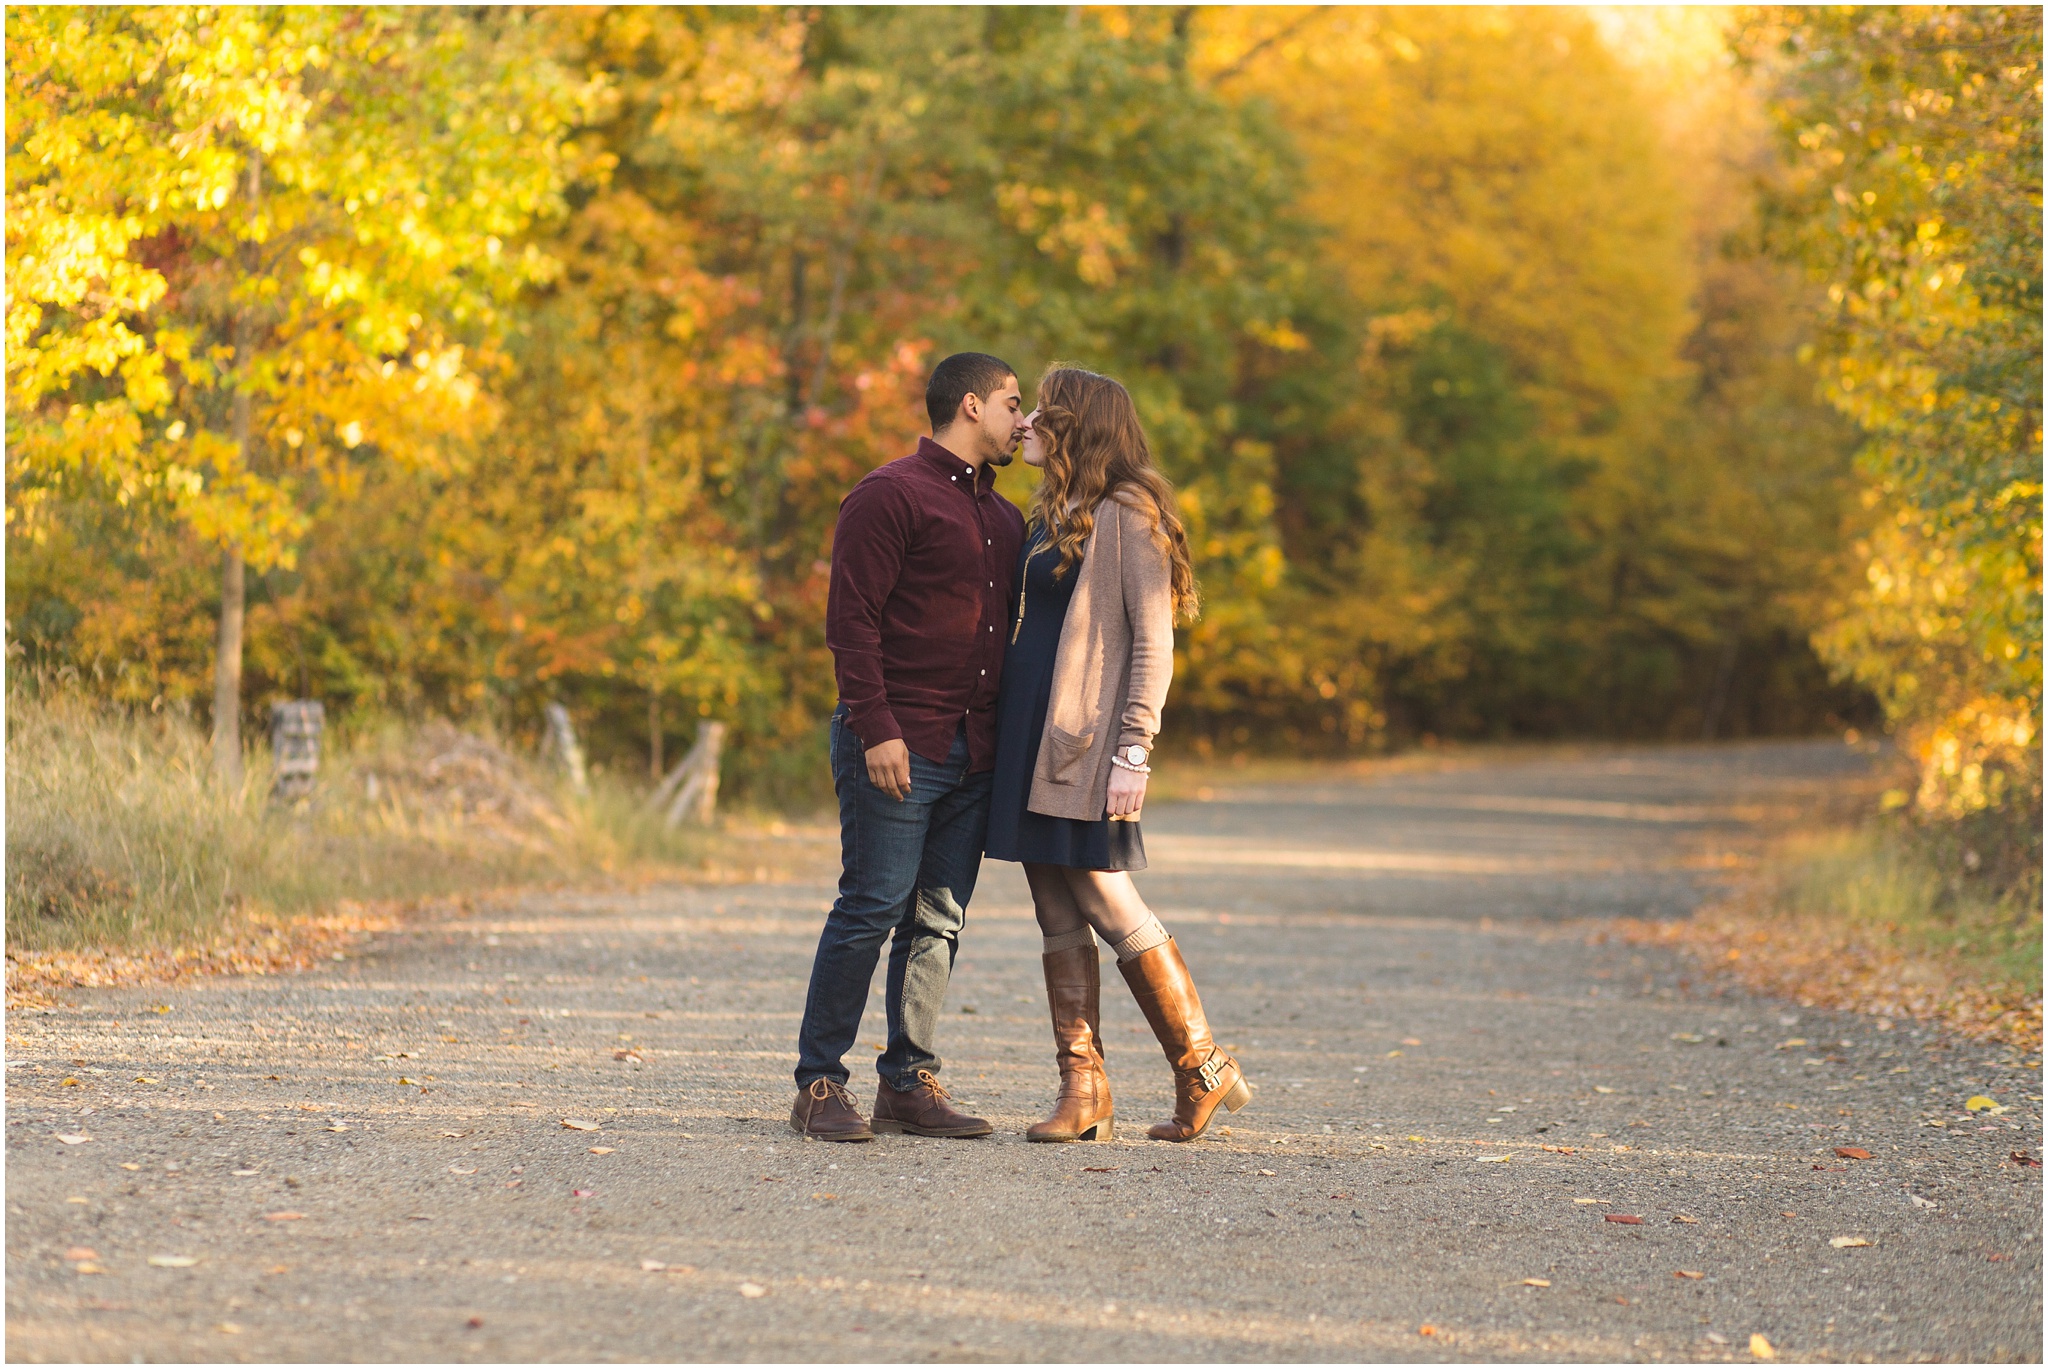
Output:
[
  {"xmin": 648, "ymin": 690, "xmax": 663, "ymax": 779},
  {"xmin": 212, "ymin": 148, "xmax": 262, "ymax": 788},
  {"xmin": 212, "ymin": 545, "xmax": 245, "ymax": 785}
]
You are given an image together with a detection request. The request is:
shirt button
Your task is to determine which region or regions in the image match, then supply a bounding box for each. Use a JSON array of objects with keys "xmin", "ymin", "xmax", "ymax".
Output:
[
  {"xmin": 980, "ymin": 669, "xmax": 986, "ymax": 676},
  {"xmin": 950, "ymin": 475, "xmax": 957, "ymax": 482}
]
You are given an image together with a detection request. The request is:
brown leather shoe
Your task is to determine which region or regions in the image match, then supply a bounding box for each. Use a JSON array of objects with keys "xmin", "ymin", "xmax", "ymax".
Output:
[
  {"xmin": 789, "ymin": 1078, "xmax": 874, "ymax": 1142},
  {"xmin": 872, "ymin": 1069, "xmax": 993, "ymax": 1138},
  {"xmin": 1118, "ymin": 937, "xmax": 1252, "ymax": 1142},
  {"xmin": 1026, "ymin": 944, "xmax": 1114, "ymax": 1142}
]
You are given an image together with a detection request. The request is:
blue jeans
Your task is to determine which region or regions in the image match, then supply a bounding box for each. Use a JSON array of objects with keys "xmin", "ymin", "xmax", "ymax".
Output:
[{"xmin": 795, "ymin": 709, "xmax": 992, "ymax": 1092}]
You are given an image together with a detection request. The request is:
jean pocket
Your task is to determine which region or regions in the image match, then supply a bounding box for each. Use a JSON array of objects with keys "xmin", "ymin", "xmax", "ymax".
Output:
[{"xmin": 1045, "ymin": 724, "xmax": 1095, "ymax": 784}]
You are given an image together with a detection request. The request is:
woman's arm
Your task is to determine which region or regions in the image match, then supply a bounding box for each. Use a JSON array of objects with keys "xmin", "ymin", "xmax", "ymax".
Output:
[{"xmin": 1116, "ymin": 493, "xmax": 1175, "ymax": 753}]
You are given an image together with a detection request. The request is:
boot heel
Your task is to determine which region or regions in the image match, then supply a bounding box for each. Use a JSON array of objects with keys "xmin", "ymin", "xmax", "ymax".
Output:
[
  {"xmin": 1085, "ymin": 1114, "xmax": 1115, "ymax": 1142},
  {"xmin": 1221, "ymin": 1076, "xmax": 1253, "ymax": 1113}
]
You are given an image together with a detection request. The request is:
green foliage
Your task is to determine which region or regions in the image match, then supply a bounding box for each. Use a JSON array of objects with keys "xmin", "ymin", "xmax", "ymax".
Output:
[{"xmin": 1745, "ymin": 5, "xmax": 2043, "ymax": 818}]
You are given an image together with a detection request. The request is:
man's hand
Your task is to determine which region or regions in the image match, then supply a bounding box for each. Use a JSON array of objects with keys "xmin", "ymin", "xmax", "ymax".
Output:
[
  {"xmin": 1106, "ymin": 765, "xmax": 1146, "ymax": 820},
  {"xmin": 864, "ymin": 738, "xmax": 912, "ymax": 801}
]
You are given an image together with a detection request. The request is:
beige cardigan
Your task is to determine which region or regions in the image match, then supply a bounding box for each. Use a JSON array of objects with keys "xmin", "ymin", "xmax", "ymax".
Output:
[{"xmin": 1026, "ymin": 489, "xmax": 1175, "ymax": 820}]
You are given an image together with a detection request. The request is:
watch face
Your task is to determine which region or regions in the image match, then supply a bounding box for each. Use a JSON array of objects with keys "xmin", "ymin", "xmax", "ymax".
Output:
[{"xmin": 1125, "ymin": 745, "xmax": 1146, "ymax": 765}]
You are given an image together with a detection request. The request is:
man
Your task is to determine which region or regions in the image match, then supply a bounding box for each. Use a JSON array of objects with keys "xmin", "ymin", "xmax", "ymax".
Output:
[{"xmin": 790, "ymin": 352, "xmax": 1028, "ymax": 1141}]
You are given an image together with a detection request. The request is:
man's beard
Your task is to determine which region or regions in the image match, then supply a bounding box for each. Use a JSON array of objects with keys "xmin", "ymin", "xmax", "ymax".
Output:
[{"xmin": 990, "ymin": 448, "xmax": 1015, "ymax": 468}]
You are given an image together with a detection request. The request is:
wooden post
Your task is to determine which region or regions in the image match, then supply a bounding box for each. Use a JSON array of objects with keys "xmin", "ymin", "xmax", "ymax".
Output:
[
  {"xmin": 270, "ymin": 700, "xmax": 325, "ymax": 802},
  {"xmin": 649, "ymin": 721, "xmax": 726, "ymax": 828},
  {"xmin": 543, "ymin": 702, "xmax": 589, "ymax": 795}
]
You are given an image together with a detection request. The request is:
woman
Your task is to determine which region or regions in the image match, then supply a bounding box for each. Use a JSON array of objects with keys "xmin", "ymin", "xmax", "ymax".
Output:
[{"xmin": 984, "ymin": 365, "xmax": 1252, "ymax": 1143}]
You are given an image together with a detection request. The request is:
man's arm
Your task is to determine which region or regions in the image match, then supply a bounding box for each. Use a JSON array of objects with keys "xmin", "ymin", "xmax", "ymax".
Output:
[{"xmin": 825, "ymin": 478, "xmax": 914, "ymax": 799}]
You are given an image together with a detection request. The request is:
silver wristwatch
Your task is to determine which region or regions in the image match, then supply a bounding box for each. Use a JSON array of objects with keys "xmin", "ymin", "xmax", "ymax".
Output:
[{"xmin": 1121, "ymin": 744, "xmax": 1149, "ymax": 768}]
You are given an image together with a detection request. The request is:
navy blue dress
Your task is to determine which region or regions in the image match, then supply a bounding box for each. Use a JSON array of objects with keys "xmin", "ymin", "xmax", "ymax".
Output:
[{"xmin": 984, "ymin": 531, "xmax": 1146, "ymax": 871}]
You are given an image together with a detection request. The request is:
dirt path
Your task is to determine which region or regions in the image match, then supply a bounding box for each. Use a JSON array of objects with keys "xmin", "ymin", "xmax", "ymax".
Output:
[{"xmin": 7, "ymin": 740, "xmax": 2040, "ymax": 1362}]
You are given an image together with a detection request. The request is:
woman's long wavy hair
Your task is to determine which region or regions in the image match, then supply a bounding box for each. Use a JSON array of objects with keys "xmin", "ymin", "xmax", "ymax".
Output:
[{"xmin": 1027, "ymin": 365, "xmax": 1199, "ymax": 622}]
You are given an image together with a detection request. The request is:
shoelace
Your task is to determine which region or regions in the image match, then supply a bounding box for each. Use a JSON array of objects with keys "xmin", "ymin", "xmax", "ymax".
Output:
[
  {"xmin": 913, "ymin": 1070, "xmax": 952, "ymax": 1100},
  {"xmin": 806, "ymin": 1078, "xmax": 858, "ymax": 1109}
]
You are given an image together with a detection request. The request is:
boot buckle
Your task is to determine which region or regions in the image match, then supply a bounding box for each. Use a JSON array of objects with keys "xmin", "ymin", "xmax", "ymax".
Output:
[{"xmin": 1196, "ymin": 1056, "xmax": 1224, "ymax": 1094}]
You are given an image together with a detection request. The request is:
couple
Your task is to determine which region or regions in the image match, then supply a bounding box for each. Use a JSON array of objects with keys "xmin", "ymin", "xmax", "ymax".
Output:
[{"xmin": 789, "ymin": 352, "xmax": 1252, "ymax": 1145}]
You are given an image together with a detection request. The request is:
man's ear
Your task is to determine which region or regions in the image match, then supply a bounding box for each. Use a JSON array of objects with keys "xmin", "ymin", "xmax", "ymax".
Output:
[{"xmin": 958, "ymin": 392, "xmax": 982, "ymax": 426}]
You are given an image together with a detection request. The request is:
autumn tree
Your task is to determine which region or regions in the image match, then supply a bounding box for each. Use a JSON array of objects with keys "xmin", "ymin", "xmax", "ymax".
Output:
[
  {"xmin": 6, "ymin": 6, "xmax": 593, "ymax": 777},
  {"xmin": 1743, "ymin": 5, "xmax": 2042, "ymax": 828}
]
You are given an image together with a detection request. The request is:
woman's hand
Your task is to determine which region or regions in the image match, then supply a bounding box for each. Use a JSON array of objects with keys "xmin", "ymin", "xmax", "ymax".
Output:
[{"xmin": 1106, "ymin": 764, "xmax": 1147, "ymax": 820}]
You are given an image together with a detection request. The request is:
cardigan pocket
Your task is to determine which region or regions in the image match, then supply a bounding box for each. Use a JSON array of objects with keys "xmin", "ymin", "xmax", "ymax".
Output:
[{"xmin": 1044, "ymin": 724, "xmax": 1095, "ymax": 784}]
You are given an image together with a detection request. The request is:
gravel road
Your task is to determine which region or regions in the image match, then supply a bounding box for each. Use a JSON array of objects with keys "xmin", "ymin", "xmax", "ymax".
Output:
[{"xmin": 7, "ymin": 740, "xmax": 2040, "ymax": 1362}]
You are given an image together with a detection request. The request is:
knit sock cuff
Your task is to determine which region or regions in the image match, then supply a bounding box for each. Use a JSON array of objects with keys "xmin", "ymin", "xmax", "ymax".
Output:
[
  {"xmin": 1110, "ymin": 915, "xmax": 1169, "ymax": 963},
  {"xmin": 1042, "ymin": 928, "xmax": 1096, "ymax": 955}
]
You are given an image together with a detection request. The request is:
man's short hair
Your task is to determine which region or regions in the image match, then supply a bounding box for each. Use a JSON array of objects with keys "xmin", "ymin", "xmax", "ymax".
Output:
[{"xmin": 925, "ymin": 352, "xmax": 1016, "ymax": 431}]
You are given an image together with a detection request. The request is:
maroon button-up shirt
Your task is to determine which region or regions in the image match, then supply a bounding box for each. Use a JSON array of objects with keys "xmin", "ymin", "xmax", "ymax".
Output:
[{"xmin": 826, "ymin": 437, "xmax": 1027, "ymax": 771}]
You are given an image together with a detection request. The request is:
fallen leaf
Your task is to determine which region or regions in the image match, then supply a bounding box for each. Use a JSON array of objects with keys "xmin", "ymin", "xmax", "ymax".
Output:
[
  {"xmin": 60, "ymin": 1077, "xmax": 82, "ymax": 1087},
  {"xmin": 56, "ymin": 1134, "xmax": 91, "ymax": 1145},
  {"xmin": 1750, "ymin": 1332, "xmax": 1776, "ymax": 1359},
  {"xmin": 1780, "ymin": 1211, "xmax": 1798, "ymax": 1218},
  {"xmin": 396, "ymin": 1078, "xmax": 421, "ymax": 1086},
  {"xmin": 738, "ymin": 1282, "xmax": 767, "ymax": 1298},
  {"xmin": 296, "ymin": 1102, "xmax": 323, "ymax": 1112},
  {"xmin": 1673, "ymin": 1269, "xmax": 1704, "ymax": 1279},
  {"xmin": 1522, "ymin": 1278, "xmax": 1550, "ymax": 1287},
  {"xmin": 1964, "ymin": 1095, "xmax": 2000, "ymax": 1113},
  {"xmin": 1081, "ymin": 1166, "xmax": 1115, "ymax": 1173},
  {"xmin": 1829, "ymin": 1236, "xmax": 1871, "ymax": 1248},
  {"xmin": 1257, "ymin": 1169, "xmax": 1277, "ymax": 1176},
  {"xmin": 1593, "ymin": 1085, "xmax": 1616, "ymax": 1094},
  {"xmin": 1910, "ymin": 1195, "xmax": 1938, "ymax": 1210},
  {"xmin": 1672, "ymin": 1214, "xmax": 1700, "ymax": 1224},
  {"xmin": 264, "ymin": 1211, "xmax": 306, "ymax": 1222},
  {"xmin": 1706, "ymin": 1332, "xmax": 1728, "ymax": 1345},
  {"xmin": 1988, "ymin": 1252, "xmax": 2012, "ymax": 1261},
  {"xmin": 147, "ymin": 1255, "xmax": 200, "ymax": 1268},
  {"xmin": 1475, "ymin": 1154, "xmax": 1511, "ymax": 1163},
  {"xmin": 561, "ymin": 1119, "xmax": 601, "ymax": 1132},
  {"xmin": 613, "ymin": 1050, "xmax": 644, "ymax": 1064},
  {"xmin": 588, "ymin": 1147, "xmax": 615, "ymax": 1155},
  {"xmin": 1604, "ymin": 1214, "xmax": 1643, "ymax": 1225},
  {"xmin": 134, "ymin": 1077, "xmax": 159, "ymax": 1085},
  {"xmin": 73, "ymin": 1262, "xmax": 104, "ymax": 1274},
  {"xmin": 1418, "ymin": 1324, "xmax": 1438, "ymax": 1336},
  {"xmin": 504, "ymin": 1179, "xmax": 523, "ymax": 1189},
  {"xmin": 325, "ymin": 1124, "xmax": 349, "ymax": 1133},
  {"xmin": 1406, "ymin": 1135, "xmax": 1426, "ymax": 1143},
  {"xmin": 1539, "ymin": 1144, "xmax": 1576, "ymax": 1154},
  {"xmin": 65, "ymin": 1247, "xmax": 99, "ymax": 1260},
  {"xmin": 2010, "ymin": 1151, "xmax": 2041, "ymax": 1168},
  {"xmin": 1401, "ymin": 1037, "xmax": 1422, "ymax": 1046},
  {"xmin": 232, "ymin": 1169, "xmax": 260, "ymax": 1177},
  {"xmin": 216, "ymin": 1322, "xmax": 243, "ymax": 1335},
  {"xmin": 1386, "ymin": 1050, "xmax": 1403, "ymax": 1058},
  {"xmin": 1777, "ymin": 1038, "xmax": 1807, "ymax": 1049},
  {"xmin": 1834, "ymin": 1147, "xmax": 1872, "ymax": 1160},
  {"xmin": 120, "ymin": 1162, "xmax": 141, "ymax": 1171},
  {"xmin": 1671, "ymin": 1033, "xmax": 1705, "ymax": 1043},
  {"xmin": 641, "ymin": 1260, "xmax": 667, "ymax": 1272},
  {"xmin": 449, "ymin": 1166, "xmax": 477, "ymax": 1175},
  {"xmin": 1574, "ymin": 1198, "xmax": 1607, "ymax": 1205},
  {"xmin": 466, "ymin": 1316, "xmax": 484, "ymax": 1329},
  {"xmin": 572, "ymin": 1189, "xmax": 594, "ymax": 1198}
]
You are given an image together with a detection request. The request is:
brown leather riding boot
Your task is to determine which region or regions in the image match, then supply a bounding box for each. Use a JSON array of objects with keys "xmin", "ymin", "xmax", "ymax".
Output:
[
  {"xmin": 1025, "ymin": 944, "xmax": 1114, "ymax": 1142},
  {"xmin": 1118, "ymin": 937, "xmax": 1252, "ymax": 1142},
  {"xmin": 872, "ymin": 1069, "xmax": 993, "ymax": 1138}
]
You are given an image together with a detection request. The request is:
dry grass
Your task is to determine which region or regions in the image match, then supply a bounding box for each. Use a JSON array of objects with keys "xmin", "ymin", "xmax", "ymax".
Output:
[
  {"xmin": 1624, "ymin": 817, "xmax": 2043, "ymax": 1055},
  {"xmin": 4, "ymin": 690, "xmax": 824, "ymax": 1004}
]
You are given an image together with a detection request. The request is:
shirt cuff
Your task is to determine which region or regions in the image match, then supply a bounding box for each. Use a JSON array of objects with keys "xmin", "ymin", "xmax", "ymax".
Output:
[{"xmin": 847, "ymin": 704, "xmax": 904, "ymax": 750}]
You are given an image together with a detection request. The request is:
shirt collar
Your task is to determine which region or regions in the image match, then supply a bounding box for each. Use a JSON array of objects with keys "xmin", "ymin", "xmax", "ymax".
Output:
[{"xmin": 915, "ymin": 436, "xmax": 994, "ymax": 490}]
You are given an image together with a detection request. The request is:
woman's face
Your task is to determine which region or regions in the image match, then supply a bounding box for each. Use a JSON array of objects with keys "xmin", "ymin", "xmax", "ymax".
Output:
[{"xmin": 1020, "ymin": 408, "xmax": 1048, "ymax": 468}]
